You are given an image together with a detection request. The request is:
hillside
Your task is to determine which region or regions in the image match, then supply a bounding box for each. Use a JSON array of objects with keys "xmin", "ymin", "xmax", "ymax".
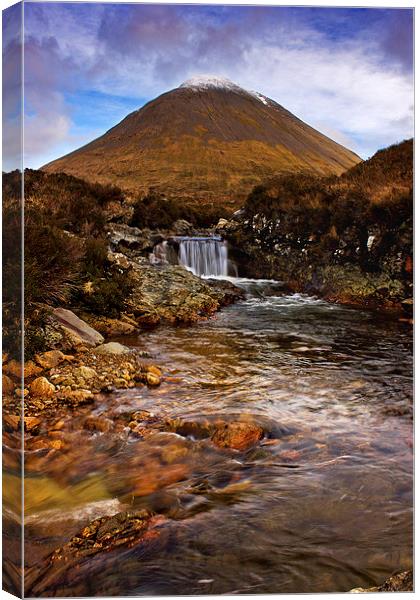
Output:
[
  {"xmin": 43, "ymin": 76, "xmax": 360, "ymax": 206},
  {"xmin": 226, "ymin": 139, "xmax": 413, "ymax": 311}
]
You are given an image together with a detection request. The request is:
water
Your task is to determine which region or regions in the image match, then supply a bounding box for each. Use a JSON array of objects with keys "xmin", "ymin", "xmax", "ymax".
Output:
[
  {"xmin": 178, "ymin": 236, "xmax": 229, "ymax": 277},
  {"xmin": 17, "ymin": 287, "xmax": 412, "ymax": 596},
  {"xmin": 151, "ymin": 236, "xmax": 236, "ymax": 277}
]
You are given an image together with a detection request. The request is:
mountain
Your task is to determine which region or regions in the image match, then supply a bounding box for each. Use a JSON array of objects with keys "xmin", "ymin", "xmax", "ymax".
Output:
[{"xmin": 43, "ymin": 76, "xmax": 361, "ymax": 205}]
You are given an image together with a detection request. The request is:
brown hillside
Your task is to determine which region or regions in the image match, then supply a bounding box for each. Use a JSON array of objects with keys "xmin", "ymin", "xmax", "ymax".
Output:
[{"xmin": 43, "ymin": 77, "xmax": 361, "ymax": 206}]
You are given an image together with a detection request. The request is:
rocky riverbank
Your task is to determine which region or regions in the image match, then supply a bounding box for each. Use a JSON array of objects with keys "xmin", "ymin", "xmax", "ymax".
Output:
[{"xmin": 219, "ymin": 140, "xmax": 413, "ymax": 316}]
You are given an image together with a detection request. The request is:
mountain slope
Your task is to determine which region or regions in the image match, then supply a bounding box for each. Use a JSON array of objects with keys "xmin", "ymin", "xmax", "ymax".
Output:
[{"xmin": 43, "ymin": 76, "xmax": 361, "ymax": 205}]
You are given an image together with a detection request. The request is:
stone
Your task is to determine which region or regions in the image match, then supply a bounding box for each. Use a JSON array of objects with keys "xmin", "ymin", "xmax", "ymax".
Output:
[
  {"xmin": 24, "ymin": 416, "xmax": 41, "ymax": 432},
  {"xmin": 350, "ymin": 570, "xmax": 413, "ymax": 593},
  {"xmin": 211, "ymin": 421, "xmax": 264, "ymax": 451},
  {"xmin": 59, "ymin": 389, "xmax": 94, "ymax": 405},
  {"xmin": 3, "ymin": 414, "xmax": 20, "ymax": 431},
  {"xmin": 24, "ymin": 361, "xmax": 44, "ymax": 378},
  {"xmin": 83, "ymin": 317, "xmax": 137, "ymax": 337},
  {"xmin": 29, "ymin": 377, "xmax": 56, "ymax": 398},
  {"xmin": 147, "ymin": 365, "xmax": 162, "ymax": 377},
  {"xmin": 95, "ymin": 342, "xmax": 131, "ymax": 355},
  {"xmin": 2, "ymin": 374, "xmax": 15, "ymax": 395},
  {"xmin": 172, "ymin": 219, "xmax": 193, "ymax": 235},
  {"xmin": 27, "ymin": 510, "xmax": 166, "ymax": 597},
  {"xmin": 73, "ymin": 366, "xmax": 97, "ymax": 380},
  {"xmin": 35, "ymin": 350, "xmax": 66, "ymax": 369},
  {"xmin": 83, "ymin": 416, "xmax": 113, "ymax": 433},
  {"xmin": 52, "ymin": 308, "xmax": 104, "ymax": 350},
  {"xmin": 146, "ymin": 372, "xmax": 161, "ymax": 387}
]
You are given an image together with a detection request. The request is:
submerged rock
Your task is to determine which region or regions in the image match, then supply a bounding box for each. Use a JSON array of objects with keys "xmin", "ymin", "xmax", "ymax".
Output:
[
  {"xmin": 26, "ymin": 510, "xmax": 167, "ymax": 597},
  {"xmin": 211, "ymin": 421, "xmax": 264, "ymax": 451}
]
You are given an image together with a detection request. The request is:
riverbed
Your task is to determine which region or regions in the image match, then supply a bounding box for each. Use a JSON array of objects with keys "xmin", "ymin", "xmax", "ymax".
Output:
[{"xmin": 22, "ymin": 283, "xmax": 412, "ymax": 596}]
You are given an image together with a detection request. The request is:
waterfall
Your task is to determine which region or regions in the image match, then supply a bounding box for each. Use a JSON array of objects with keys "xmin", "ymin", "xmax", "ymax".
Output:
[{"xmin": 178, "ymin": 237, "xmax": 229, "ymax": 277}]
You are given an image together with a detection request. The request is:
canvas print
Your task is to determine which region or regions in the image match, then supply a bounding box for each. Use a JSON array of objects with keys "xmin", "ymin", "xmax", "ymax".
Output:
[{"xmin": 2, "ymin": 1, "xmax": 413, "ymax": 596}]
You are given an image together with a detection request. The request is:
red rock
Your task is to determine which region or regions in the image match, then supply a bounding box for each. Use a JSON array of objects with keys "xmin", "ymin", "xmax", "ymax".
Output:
[{"xmin": 211, "ymin": 421, "xmax": 264, "ymax": 451}]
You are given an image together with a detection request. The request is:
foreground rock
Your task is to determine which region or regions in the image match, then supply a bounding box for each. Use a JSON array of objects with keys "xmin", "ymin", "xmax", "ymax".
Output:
[
  {"xmin": 350, "ymin": 570, "xmax": 413, "ymax": 593},
  {"xmin": 51, "ymin": 308, "xmax": 105, "ymax": 350},
  {"xmin": 166, "ymin": 416, "xmax": 267, "ymax": 451},
  {"xmin": 26, "ymin": 510, "xmax": 167, "ymax": 597},
  {"xmin": 108, "ymin": 253, "xmax": 241, "ymax": 324},
  {"xmin": 2, "ymin": 345, "xmax": 164, "ymax": 418}
]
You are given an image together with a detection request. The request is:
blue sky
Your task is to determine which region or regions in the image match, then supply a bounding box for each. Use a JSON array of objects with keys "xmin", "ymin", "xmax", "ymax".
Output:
[{"xmin": 3, "ymin": 3, "xmax": 414, "ymax": 170}]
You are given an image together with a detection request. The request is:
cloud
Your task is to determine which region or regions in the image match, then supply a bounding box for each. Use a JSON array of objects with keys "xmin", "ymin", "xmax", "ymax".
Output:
[{"xmin": 17, "ymin": 4, "xmax": 413, "ymax": 168}]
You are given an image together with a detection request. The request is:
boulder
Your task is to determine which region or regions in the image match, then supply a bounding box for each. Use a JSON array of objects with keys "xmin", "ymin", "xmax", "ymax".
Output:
[
  {"xmin": 94, "ymin": 342, "xmax": 131, "ymax": 355},
  {"xmin": 29, "ymin": 377, "xmax": 55, "ymax": 398},
  {"xmin": 52, "ymin": 308, "xmax": 104, "ymax": 350}
]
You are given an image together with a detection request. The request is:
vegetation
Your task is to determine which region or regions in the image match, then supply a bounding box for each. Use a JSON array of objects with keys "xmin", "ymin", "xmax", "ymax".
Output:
[
  {"xmin": 2, "ymin": 170, "xmax": 133, "ymax": 357},
  {"xmin": 130, "ymin": 191, "xmax": 229, "ymax": 229},
  {"xmin": 236, "ymin": 139, "xmax": 413, "ymax": 291}
]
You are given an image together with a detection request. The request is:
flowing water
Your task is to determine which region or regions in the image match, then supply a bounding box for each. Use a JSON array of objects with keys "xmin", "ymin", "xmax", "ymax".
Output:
[
  {"xmin": 15, "ymin": 241, "xmax": 413, "ymax": 595},
  {"xmin": 178, "ymin": 236, "xmax": 229, "ymax": 277}
]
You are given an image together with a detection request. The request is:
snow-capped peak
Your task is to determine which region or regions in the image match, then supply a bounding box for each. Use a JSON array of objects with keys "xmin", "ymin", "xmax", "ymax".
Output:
[
  {"xmin": 179, "ymin": 75, "xmax": 271, "ymax": 106},
  {"xmin": 179, "ymin": 75, "xmax": 243, "ymax": 92}
]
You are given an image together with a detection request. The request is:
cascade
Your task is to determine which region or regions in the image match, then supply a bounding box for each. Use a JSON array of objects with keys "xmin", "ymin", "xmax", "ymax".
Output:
[{"xmin": 178, "ymin": 236, "xmax": 229, "ymax": 277}]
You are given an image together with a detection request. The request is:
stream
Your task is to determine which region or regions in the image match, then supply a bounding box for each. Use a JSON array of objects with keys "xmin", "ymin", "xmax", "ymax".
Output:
[{"xmin": 21, "ymin": 278, "xmax": 413, "ymax": 595}]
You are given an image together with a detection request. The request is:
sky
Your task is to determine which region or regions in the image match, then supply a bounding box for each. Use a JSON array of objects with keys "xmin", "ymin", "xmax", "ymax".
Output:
[{"xmin": 2, "ymin": 2, "xmax": 414, "ymax": 170}]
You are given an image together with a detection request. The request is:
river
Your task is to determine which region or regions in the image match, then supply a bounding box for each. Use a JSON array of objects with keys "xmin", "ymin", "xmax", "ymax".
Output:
[{"xmin": 22, "ymin": 277, "xmax": 413, "ymax": 595}]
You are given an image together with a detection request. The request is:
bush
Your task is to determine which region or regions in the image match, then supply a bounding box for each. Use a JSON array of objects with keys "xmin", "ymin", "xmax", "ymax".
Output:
[
  {"xmin": 130, "ymin": 191, "xmax": 228, "ymax": 229},
  {"xmin": 24, "ymin": 209, "xmax": 84, "ymax": 307}
]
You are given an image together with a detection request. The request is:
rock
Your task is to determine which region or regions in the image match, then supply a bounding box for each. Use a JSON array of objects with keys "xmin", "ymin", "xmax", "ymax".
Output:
[
  {"xmin": 29, "ymin": 377, "xmax": 55, "ymax": 398},
  {"xmin": 146, "ymin": 372, "xmax": 161, "ymax": 387},
  {"xmin": 350, "ymin": 570, "xmax": 413, "ymax": 593},
  {"xmin": 106, "ymin": 223, "xmax": 154, "ymax": 251},
  {"xmin": 172, "ymin": 219, "xmax": 193, "ymax": 235},
  {"xmin": 83, "ymin": 416, "xmax": 113, "ymax": 433},
  {"xmin": 147, "ymin": 365, "xmax": 162, "ymax": 377},
  {"xmin": 26, "ymin": 510, "xmax": 166, "ymax": 597},
  {"xmin": 94, "ymin": 342, "xmax": 131, "ymax": 355},
  {"xmin": 58, "ymin": 389, "xmax": 94, "ymax": 405},
  {"xmin": 82, "ymin": 316, "xmax": 137, "ymax": 337},
  {"xmin": 35, "ymin": 350, "xmax": 66, "ymax": 369},
  {"xmin": 216, "ymin": 218, "xmax": 229, "ymax": 228},
  {"xmin": 106, "ymin": 251, "xmax": 132, "ymax": 270},
  {"xmin": 24, "ymin": 361, "xmax": 44, "ymax": 378},
  {"xmin": 3, "ymin": 414, "xmax": 20, "ymax": 431},
  {"xmin": 73, "ymin": 366, "xmax": 97, "ymax": 380},
  {"xmin": 24, "ymin": 416, "xmax": 41, "ymax": 432},
  {"xmin": 211, "ymin": 421, "xmax": 264, "ymax": 451},
  {"xmin": 52, "ymin": 308, "xmax": 104, "ymax": 350},
  {"xmin": 2, "ymin": 374, "xmax": 15, "ymax": 395}
]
